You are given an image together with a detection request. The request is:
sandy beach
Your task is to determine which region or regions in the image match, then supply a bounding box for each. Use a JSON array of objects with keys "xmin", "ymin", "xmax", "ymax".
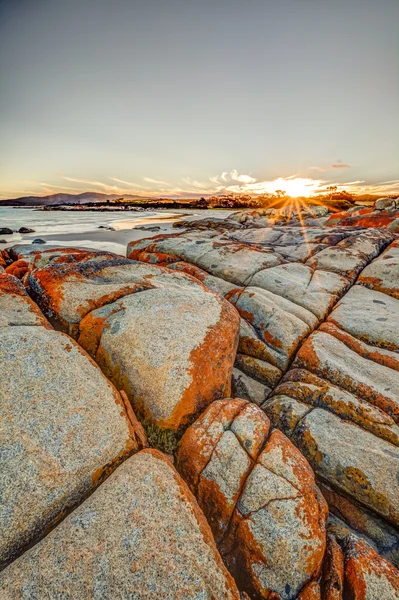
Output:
[{"xmin": 0, "ymin": 208, "xmax": 232, "ymax": 255}]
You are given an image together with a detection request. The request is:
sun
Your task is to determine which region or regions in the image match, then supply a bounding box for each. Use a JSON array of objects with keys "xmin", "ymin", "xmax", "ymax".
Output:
[{"xmin": 269, "ymin": 177, "xmax": 322, "ymax": 198}]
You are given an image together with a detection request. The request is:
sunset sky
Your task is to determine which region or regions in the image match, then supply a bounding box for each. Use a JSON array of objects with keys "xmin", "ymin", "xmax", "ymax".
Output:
[{"xmin": 0, "ymin": 0, "xmax": 398, "ymax": 199}]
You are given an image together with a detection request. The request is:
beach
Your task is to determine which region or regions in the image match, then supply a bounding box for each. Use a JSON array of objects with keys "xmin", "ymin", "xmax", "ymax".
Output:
[{"xmin": 0, "ymin": 207, "xmax": 232, "ymax": 255}]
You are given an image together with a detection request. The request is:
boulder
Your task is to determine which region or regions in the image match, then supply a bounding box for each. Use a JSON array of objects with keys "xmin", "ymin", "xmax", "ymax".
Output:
[
  {"xmin": 176, "ymin": 398, "xmax": 327, "ymax": 600},
  {"xmin": 342, "ymin": 534, "xmax": 399, "ymax": 600},
  {"xmin": 228, "ymin": 286, "xmax": 316, "ymax": 370},
  {"xmin": 358, "ymin": 239, "xmax": 399, "ymax": 299},
  {"xmin": 231, "ymin": 367, "xmax": 271, "ymax": 405},
  {"xmin": 18, "ymin": 227, "xmax": 35, "ymax": 233},
  {"xmin": 0, "ymin": 450, "xmax": 240, "ymax": 599},
  {"xmin": 328, "ymin": 284, "xmax": 399, "ymax": 351},
  {"xmin": 249, "ymin": 262, "xmax": 349, "ymax": 320},
  {"xmin": 293, "ymin": 330, "xmax": 399, "ymax": 422},
  {"xmin": 0, "ymin": 325, "xmax": 141, "ymax": 569},
  {"xmin": 273, "ymin": 368, "xmax": 399, "ymax": 446},
  {"xmin": 32, "ymin": 238, "xmax": 46, "ymax": 244},
  {"xmin": 78, "ymin": 281, "xmax": 239, "ymax": 436},
  {"xmin": 337, "ymin": 211, "xmax": 399, "ymax": 228},
  {"xmin": 320, "ymin": 482, "xmax": 399, "ymax": 568},
  {"xmin": 292, "ymin": 408, "xmax": 399, "ymax": 528},
  {"xmin": 321, "ymin": 532, "xmax": 344, "ymax": 600},
  {"xmin": 375, "ymin": 197, "xmax": 397, "ymax": 211},
  {"xmin": 0, "ymin": 273, "xmax": 49, "ymax": 328},
  {"xmin": 0, "ymin": 228, "xmax": 13, "ymax": 235},
  {"xmin": 21, "ymin": 252, "xmax": 241, "ymax": 443}
]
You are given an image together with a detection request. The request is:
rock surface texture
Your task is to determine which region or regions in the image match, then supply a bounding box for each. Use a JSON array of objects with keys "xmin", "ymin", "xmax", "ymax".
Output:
[
  {"xmin": 8, "ymin": 244, "xmax": 239, "ymax": 440},
  {"xmin": 0, "ymin": 273, "xmax": 143, "ymax": 570},
  {"xmin": 177, "ymin": 398, "xmax": 328, "ymax": 599},
  {"xmin": 127, "ymin": 204, "xmax": 399, "ymax": 588},
  {"xmin": 1, "ymin": 198, "xmax": 399, "ymax": 598},
  {"xmin": 0, "ymin": 450, "xmax": 240, "ymax": 599}
]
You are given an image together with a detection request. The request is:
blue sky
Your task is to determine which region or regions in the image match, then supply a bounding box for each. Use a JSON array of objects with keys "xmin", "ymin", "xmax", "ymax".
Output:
[{"xmin": 0, "ymin": 0, "xmax": 398, "ymax": 198}]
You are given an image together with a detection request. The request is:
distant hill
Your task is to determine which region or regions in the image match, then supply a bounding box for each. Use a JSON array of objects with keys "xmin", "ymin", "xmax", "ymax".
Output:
[{"xmin": 0, "ymin": 192, "xmax": 147, "ymax": 206}]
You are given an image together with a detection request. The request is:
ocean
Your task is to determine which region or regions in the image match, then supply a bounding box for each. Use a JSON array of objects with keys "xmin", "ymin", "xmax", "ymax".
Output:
[{"xmin": 0, "ymin": 207, "xmax": 227, "ymax": 255}]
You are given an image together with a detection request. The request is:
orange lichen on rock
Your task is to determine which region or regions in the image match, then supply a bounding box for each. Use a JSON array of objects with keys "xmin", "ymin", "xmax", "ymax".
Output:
[
  {"xmin": 343, "ymin": 534, "xmax": 399, "ymax": 600},
  {"xmin": 177, "ymin": 398, "xmax": 327, "ymax": 600},
  {"xmin": 297, "ymin": 580, "xmax": 321, "ymax": 600},
  {"xmin": 5, "ymin": 259, "xmax": 30, "ymax": 279},
  {"xmin": 319, "ymin": 322, "xmax": 399, "ymax": 371},
  {"xmin": 338, "ymin": 211, "xmax": 399, "ymax": 228},
  {"xmin": 321, "ymin": 532, "xmax": 344, "ymax": 600}
]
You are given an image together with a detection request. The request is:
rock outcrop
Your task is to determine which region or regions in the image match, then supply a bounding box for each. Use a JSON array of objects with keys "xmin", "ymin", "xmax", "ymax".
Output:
[
  {"xmin": 6, "ymin": 244, "xmax": 240, "ymax": 445},
  {"xmin": 1, "ymin": 206, "xmax": 398, "ymax": 598},
  {"xmin": 177, "ymin": 398, "xmax": 328, "ymax": 599},
  {"xmin": 0, "ymin": 450, "xmax": 240, "ymax": 599},
  {"xmin": 0, "ymin": 273, "xmax": 143, "ymax": 569},
  {"xmin": 128, "ymin": 218, "xmax": 399, "ymax": 585}
]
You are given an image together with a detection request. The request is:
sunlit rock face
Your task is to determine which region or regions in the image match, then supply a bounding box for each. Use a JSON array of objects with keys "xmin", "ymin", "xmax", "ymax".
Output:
[
  {"xmin": 10, "ymin": 245, "xmax": 240, "ymax": 441},
  {"xmin": 0, "ymin": 451, "xmax": 240, "ymax": 599},
  {"xmin": 0, "ymin": 273, "xmax": 142, "ymax": 570},
  {"xmin": 1, "ymin": 206, "xmax": 399, "ymax": 598},
  {"xmin": 176, "ymin": 398, "xmax": 328, "ymax": 600},
  {"xmin": 128, "ymin": 220, "xmax": 399, "ymax": 577}
]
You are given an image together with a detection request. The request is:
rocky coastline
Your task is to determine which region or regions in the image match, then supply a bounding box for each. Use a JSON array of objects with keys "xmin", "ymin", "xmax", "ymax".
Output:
[{"xmin": 1, "ymin": 197, "xmax": 399, "ymax": 598}]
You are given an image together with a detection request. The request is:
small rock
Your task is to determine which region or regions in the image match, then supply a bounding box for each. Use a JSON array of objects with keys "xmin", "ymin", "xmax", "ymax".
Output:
[
  {"xmin": 32, "ymin": 238, "xmax": 46, "ymax": 244},
  {"xmin": 18, "ymin": 227, "xmax": 35, "ymax": 234},
  {"xmin": 375, "ymin": 197, "xmax": 397, "ymax": 211},
  {"xmin": 0, "ymin": 228, "xmax": 13, "ymax": 235}
]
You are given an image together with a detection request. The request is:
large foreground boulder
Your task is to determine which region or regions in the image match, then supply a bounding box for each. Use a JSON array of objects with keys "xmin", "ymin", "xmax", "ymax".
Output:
[
  {"xmin": 0, "ymin": 324, "xmax": 141, "ymax": 569},
  {"xmin": 0, "ymin": 450, "xmax": 240, "ymax": 599},
  {"xmin": 176, "ymin": 398, "xmax": 327, "ymax": 599},
  {"xmin": 22, "ymin": 250, "xmax": 241, "ymax": 442}
]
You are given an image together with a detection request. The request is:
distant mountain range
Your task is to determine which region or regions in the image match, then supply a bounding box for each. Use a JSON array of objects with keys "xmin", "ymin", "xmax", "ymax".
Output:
[{"xmin": 0, "ymin": 192, "xmax": 152, "ymax": 206}]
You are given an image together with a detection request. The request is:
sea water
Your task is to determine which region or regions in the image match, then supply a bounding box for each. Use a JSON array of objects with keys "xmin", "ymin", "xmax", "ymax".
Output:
[{"xmin": 0, "ymin": 207, "xmax": 223, "ymax": 254}]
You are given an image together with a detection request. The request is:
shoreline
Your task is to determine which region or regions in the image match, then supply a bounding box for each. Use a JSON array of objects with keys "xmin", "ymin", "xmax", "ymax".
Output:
[{"xmin": 0, "ymin": 207, "xmax": 233, "ymax": 254}]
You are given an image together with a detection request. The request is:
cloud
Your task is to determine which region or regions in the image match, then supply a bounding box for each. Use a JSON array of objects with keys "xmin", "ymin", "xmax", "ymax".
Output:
[
  {"xmin": 311, "ymin": 160, "xmax": 351, "ymax": 172},
  {"xmin": 109, "ymin": 177, "xmax": 150, "ymax": 188},
  {"xmin": 331, "ymin": 163, "xmax": 351, "ymax": 169},
  {"xmin": 144, "ymin": 177, "xmax": 170, "ymax": 186}
]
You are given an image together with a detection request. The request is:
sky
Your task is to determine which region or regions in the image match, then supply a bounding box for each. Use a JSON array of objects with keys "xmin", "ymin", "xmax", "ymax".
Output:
[{"xmin": 0, "ymin": 0, "xmax": 398, "ymax": 199}]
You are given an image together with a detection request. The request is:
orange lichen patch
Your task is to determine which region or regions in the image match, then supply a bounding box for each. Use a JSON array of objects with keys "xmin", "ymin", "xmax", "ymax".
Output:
[
  {"xmin": 176, "ymin": 399, "xmax": 248, "ymax": 492},
  {"xmin": 5, "ymin": 259, "xmax": 30, "ymax": 279},
  {"xmin": 167, "ymin": 261, "xmax": 212, "ymax": 283},
  {"xmin": 0, "ymin": 272, "xmax": 32, "ymax": 297},
  {"xmin": 235, "ymin": 353, "xmax": 282, "ymax": 387},
  {"xmin": 321, "ymin": 533, "xmax": 344, "ymax": 600},
  {"xmin": 297, "ymin": 581, "xmax": 321, "ymax": 600},
  {"xmin": 294, "ymin": 333, "xmax": 399, "ymax": 423},
  {"xmin": 338, "ymin": 211, "xmax": 399, "ymax": 228},
  {"xmin": 119, "ymin": 390, "xmax": 148, "ymax": 449},
  {"xmin": 343, "ymin": 535, "xmax": 399, "ymax": 599},
  {"xmin": 320, "ymin": 322, "xmax": 399, "ymax": 370},
  {"xmin": 78, "ymin": 303, "xmax": 127, "ymax": 357},
  {"xmin": 129, "ymin": 250, "xmax": 178, "ymax": 264},
  {"xmin": 276, "ymin": 369, "xmax": 399, "ymax": 445},
  {"xmin": 0, "ymin": 251, "xmax": 7, "ymax": 268},
  {"xmin": 152, "ymin": 297, "xmax": 240, "ymax": 432},
  {"xmin": 238, "ymin": 331, "xmax": 282, "ymax": 369},
  {"xmin": 325, "ymin": 208, "xmax": 373, "ymax": 227}
]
